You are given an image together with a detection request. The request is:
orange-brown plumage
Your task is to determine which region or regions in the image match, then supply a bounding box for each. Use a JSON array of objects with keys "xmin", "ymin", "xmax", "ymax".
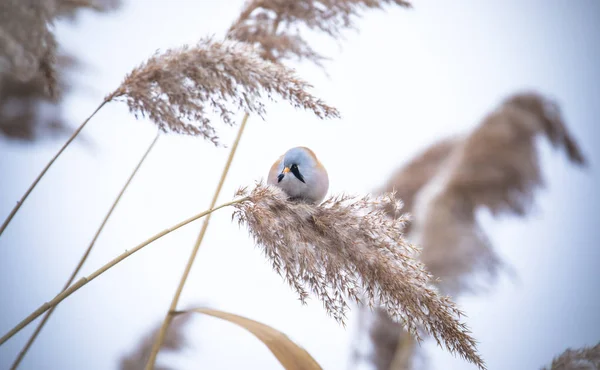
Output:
[{"xmin": 267, "ymin": 147, "xmax": 329, "ymax": 204}]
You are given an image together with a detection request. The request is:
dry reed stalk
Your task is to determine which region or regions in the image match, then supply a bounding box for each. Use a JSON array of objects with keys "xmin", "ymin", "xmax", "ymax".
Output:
[
  {"xmin": 0, "ymin": 36, "xmax": 336, "ymax": 239},
  {"xmin": 0, "ymin": 100, "xmax": 108, "ymax": 238},
  {"xmin": 0, "ymin": 196, "xmax": 248, "ymax": 346},
  {"xmin": 232, "ymin": 183, "xmax": 485, "ymax": 368},
  {"xmin": 542, "ymin": 342, "xmax": 600, "ymax": 370},
  {"xmin": 144, "ymin": 113, "xmax": 251, "ymax": 369},
  {"xmin": 8, "ymin": 133, "xmax": 161, "ymax": 370},
  {"xmin": 119, "ymin": 312, "xmax": 193, "ymax": 370},
  {"xmin": 362, "ymin": 91, "xmax": 587, "ymax": 370}
]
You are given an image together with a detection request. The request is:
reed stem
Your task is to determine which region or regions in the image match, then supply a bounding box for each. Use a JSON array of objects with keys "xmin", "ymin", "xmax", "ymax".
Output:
[
  {"xmin": 0, "ymin": 100, "xmax": 108, "ymax": 239},
  {"xmin": 8, "ymin": 132, "xmax": 161, "ymax": 369},
  {"xmin": 0, "ymin": 196, "xmax": 248, "ymax": 347},
  {"xmin": 144, "ymin": 112, "xmax": 250, "ymax": 369}
]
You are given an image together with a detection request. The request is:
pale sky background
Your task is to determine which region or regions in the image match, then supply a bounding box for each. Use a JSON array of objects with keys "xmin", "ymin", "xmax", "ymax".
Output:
[{"xmin": 1, "ymin": 1, "xmax": 599, "ymax": 370}]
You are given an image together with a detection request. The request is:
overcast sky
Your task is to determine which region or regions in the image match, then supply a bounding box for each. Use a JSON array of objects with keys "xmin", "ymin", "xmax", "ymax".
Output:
[{"xmin": 1, "ymin": 1, "xmax": 599, "ymax": 369}]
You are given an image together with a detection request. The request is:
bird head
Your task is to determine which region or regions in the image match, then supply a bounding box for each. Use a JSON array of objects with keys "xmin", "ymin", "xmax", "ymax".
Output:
[{"xmin": 267, "ymin": 146, "xmax": 329, "ymax": 204}]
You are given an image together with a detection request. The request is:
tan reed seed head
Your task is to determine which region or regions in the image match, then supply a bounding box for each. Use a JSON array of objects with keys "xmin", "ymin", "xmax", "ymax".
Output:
[
  {"xmin": 228, "ymin": 0, "xmax": 412, "ymax": 66},
  {"xmin": 0, "ymin": 0, "xmax": 58, "ymax": 97},
  {"xmin": 542, "ymin": 342, "xmax": 600, "ymax": 370},
  {"xmin": 379, "ymin": 91, "xmax": 587, "ymax": 296},
  {"xmin": 0, "ymin": 0, "xmax": 121, "ymax": 140},
  {"xmin": 362, "ymin": 91, "xmax": 587, "ymax": 370},
  {"xmin": 232, "ymin": 182, "xmax": 485, "ymax": 368},
  {"xmin": 109, "ymin": 37, "xmax": 339, "ymax": 145},
  {"xmin": 0, "ymin": 53, "xmax": 76, "ymax": 140}
]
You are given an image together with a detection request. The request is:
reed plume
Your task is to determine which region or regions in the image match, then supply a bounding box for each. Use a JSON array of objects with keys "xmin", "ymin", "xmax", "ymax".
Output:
[
  {"xmin": 0, "ymin": 0, "xmax": 120, "ymax": 140},
  {"xmin": 233, "ymin": 182, "xmax": 484, "ymax": 368},
  {"xmin": 0, "ymin": 54, "xmax": 72, "ymax": 140},
  {"xmin": 107, "ymin": 37, "xmax": 339, "ymax": 144},
  {"xmin": 228, "ymin": 0, "xmax": 412, "ymax": 66},
  {"xmin": 382, "ymin": 91, "xmax": 586, "ymax": 295},
  {"xmin": 542, "ymin": 342, "xmax": 600, "ymax": 370},
  {"xmin": 0, "ymin": 0, "xmax": 57, "ymax": 96},
  {"xmin": 360, "ymin": 91, "xmax": 587, "ymax": 370}
]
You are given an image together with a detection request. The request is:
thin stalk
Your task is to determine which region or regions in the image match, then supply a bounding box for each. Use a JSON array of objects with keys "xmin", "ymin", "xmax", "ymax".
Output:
[
  {"xmin": 9, "ymin": 133, "xmax": 161, "ymax": 370},
  {"xmin": 389, "ymin": 330, "xmax": 415, "ymax": 370},
  {"xmin": 0, "ymin": 100, "xmax": 108, "ymax": 239},
  {"xmin": 145, "ymin": 112, "xmax": 250, "ymax": 369},
  {"xmin": 0, "ymin": 197, "xmax": 248, "ymax": 347}
]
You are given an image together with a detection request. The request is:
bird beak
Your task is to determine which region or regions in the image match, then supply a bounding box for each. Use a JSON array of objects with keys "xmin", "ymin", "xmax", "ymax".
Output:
[{"xmin": 277, "ymin": 167, "xmax": 290, "ymax": 183}]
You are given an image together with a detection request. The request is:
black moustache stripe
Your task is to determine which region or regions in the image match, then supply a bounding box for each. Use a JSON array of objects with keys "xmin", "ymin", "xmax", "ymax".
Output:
[
  {"xmin": 277, "ymin": 173, "xmax": 284, "ymax": 183},
  {"xmin": 291, "ymin": 166, "xmax": 305, "ymax": 183}
]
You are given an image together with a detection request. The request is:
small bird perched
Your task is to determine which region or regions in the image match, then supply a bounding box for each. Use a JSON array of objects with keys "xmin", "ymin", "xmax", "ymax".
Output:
[{"xmin": 267, "ymin": 146, "xmax": 329, "ymax": 204}]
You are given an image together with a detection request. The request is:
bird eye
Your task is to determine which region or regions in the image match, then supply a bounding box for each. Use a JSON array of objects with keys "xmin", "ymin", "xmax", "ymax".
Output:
[{"xmin": 291, "ymin": 164, "xmax": 298, "ymax": 169}]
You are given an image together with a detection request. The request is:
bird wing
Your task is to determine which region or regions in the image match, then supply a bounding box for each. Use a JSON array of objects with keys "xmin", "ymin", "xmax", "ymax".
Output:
[{"xmin": 267, "ymin": 155, "xmax": 284, "ymax": 185}]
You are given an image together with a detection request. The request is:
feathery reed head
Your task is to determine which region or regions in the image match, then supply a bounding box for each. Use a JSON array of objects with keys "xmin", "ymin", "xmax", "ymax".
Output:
[
  {"xmin": 445, "ymin": 91, "xmax": 587, "ymax": 218},
  {"xmin": 379, "ymin": 91, "xmax": 587, "ymax": 295},
  {"xmin": 542, "ymin": 342, "xmax": 600, "ymax": 370},
  {"xmin": 228, "ymin": 0, "xmax": 412, "ymax": 66},
  {"xmin": 232, "ymin": 182, "xmax": 484, "ymax": 368},
  {"xmin": 360, "ymin": 91, "xmax": 586, "ymax": 370},
  {"xmin": 0, "ymin": 0, "xmax": 57, "ymax": 97},
  {"xmin": 109, "ymin": 37, "xmax": 339, "ymax": 145},
  {"xmin": 0, "ymin": 53, "xmax": 77, "ymax": 140}
]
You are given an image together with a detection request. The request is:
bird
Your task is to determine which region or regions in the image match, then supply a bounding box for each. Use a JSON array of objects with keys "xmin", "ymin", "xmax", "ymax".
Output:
[{"xmin": 267, "ymin": 146, "xmax": 329, "ymax": 204}]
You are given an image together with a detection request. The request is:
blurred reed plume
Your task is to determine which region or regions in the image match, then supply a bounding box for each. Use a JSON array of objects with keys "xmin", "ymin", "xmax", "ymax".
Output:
[
  {"xmin": 107, "ymin": 37, "xmax": 339, "ymax": 145},
  {"xmin": 358, "ymin": 91, "xmax": 587, "ymax": 370},
  {"xmin": 233, "ymin": 183, "xmax": 484, "ymax": 368},
  {"xmin": 0, "ymin": 0, "xmax": 57, "ymax": 96},
  {"xmin": 228, "ymin": 0, "xmax": 411, "ymax": 66},
  {"xmin": 542, "ymin": 342, "xmax": 600, "ymax": 370},
  {"xmin": 0, "ymin": 54, "xmax": 73, "ymax": 140},
  {"xmin": 119, "ymin": 313, "xmax": 192, "ymax": 370},
  {"xmin": 0, "ymin": 0, "xmax": 121, "ymax": 141}
]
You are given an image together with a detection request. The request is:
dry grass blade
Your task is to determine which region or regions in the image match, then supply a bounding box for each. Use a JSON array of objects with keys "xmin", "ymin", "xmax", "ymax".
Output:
[
  {"xmin": 119, "ymin": 313, "xmax": 192, "ymax": 370},
  {"xmin": 233, "ymin": 183, "xmax": 485, "ymax": 368},
  {"xmin": 542, "ymin": 342, "xmax": 600, "ymax": 370},
  {"xmin": 180, "ymin": 308, "xmax": 322, "ymax": 370},
  {"xmin": 228, "ymin": 0, "xmax": 412, "ymax": 66},
  {"xmin": 108, "ymin": 37, "xmax": 339, "ymax": 145}
]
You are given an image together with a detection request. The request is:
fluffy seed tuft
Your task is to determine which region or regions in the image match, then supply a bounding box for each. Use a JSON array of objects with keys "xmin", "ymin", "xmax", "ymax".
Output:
[
  {"xmin": 109, "ymin": 37, "xmax": 339, "ymax": 145},
  {"xmin": 233, "ymin": 182, "xmax": 485, "ymax": 368}
]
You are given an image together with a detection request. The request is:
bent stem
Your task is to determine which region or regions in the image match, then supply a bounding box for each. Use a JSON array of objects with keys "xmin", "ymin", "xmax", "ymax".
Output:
[
  {"xmin": 0, "ymin": 100, "xmax": 109, "ymax": 239},
  {"xmin": 9, "ymin": 133, "xmax": 161, "ymax": 370},
  {"xmin": 0, "ymin": 196, "xmax": 248, "ymax": 347},
  {"xmin": 145, "ymin": 112, "xmax": 250, "ymax": 369}
]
